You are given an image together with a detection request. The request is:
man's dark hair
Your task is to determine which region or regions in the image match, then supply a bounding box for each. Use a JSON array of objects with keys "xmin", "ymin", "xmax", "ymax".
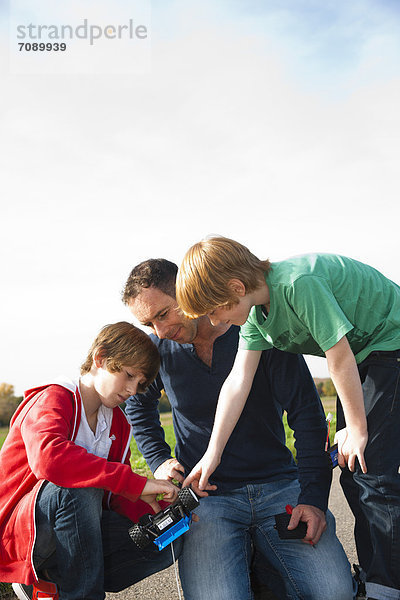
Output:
[{"xmin": 122, "ymin": 259, "xmax": 178, "ymax": 304}]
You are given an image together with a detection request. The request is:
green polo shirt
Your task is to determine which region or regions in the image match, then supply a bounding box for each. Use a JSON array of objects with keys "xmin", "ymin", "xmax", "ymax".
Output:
[{"xmin": 239, "ymin": 254, "xmax": 400, "ymax": 363}]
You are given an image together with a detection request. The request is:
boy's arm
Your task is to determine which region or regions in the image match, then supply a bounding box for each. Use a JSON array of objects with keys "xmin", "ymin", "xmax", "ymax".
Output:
[
  {"xmin": 22, "ymin": 388, "xmax": 179, "ymax": 517},
  {"xmin": 286, "ymin": 276, "xmax": 368, "ymax": 472},
  {"xmin": 21, "ymin": 389, "xmax": 148, "ymax": 501},
  {"xmin": 325, "ymin": 336, "xmax": 368, "ymax": 473},
  {"xmin": 108, "ymin": 446, "xmax": 179, "ymax": 520},
  {"xmin": 184, "ymin": 348, "xmax": 262, "ymax": 490}
]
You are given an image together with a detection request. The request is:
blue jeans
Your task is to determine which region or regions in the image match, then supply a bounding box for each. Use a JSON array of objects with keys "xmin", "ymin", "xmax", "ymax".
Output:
[
  {"xmin": 337, "ymin": 349, "xmax": 400, "ymax": 600},
  {"xmin": 33, "ymin": 483, "xmax": 183, "ymax": 600},
  {"xmin": 179, "ymin": 479, "xmax": 355, "ymax": 600}
]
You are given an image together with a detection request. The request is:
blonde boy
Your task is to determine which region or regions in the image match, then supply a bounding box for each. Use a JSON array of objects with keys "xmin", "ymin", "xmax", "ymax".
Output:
[{"xmin": 177, "ymin": 236, "xmax": 400, "ymax": 600}]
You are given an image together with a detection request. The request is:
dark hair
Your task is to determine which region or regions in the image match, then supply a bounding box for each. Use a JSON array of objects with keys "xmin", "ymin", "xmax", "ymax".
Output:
[{"xmin": 122, "ymin": 259, "xmax": 178, "ymax": 304}]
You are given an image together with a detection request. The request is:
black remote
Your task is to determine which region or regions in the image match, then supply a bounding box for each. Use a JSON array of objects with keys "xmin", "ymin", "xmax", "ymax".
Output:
[{"xmin": 274, "ymin": 512, "xmax": 307, "ymax": 539}]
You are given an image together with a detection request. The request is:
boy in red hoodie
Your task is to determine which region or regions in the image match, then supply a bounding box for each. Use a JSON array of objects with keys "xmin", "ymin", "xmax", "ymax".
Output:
[{"xmin": 0, "ymin": 322, "xmax": 182, "ymax": 600}]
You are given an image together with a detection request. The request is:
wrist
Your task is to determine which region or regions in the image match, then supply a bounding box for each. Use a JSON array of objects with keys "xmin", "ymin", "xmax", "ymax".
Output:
[
  {"xmin": 346, "ymin": 421, "xmax": 367, "ymax": 436},
  {"xmin": 205, "ymin": 443, "xmax": 222, "ymax": 462}
]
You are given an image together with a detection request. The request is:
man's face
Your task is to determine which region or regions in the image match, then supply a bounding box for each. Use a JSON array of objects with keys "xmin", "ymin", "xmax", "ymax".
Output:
[{"xmin": 128, "ymin": 286, "xmax": 199, "ymax": 344}]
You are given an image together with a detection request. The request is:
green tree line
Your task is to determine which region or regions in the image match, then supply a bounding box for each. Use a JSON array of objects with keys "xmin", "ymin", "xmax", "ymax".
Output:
[{"xmin": 0, "ymin": 378, "xmax": 334, "ymax": 428}]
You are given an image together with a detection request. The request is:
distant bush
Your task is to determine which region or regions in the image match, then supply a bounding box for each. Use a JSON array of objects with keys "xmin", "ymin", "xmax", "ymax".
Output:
[
  {"xmin": 314, "ymin": 378, "xmax": 336, "ymax": 397},
  {"xmin": 0, "ymin": 383, "xmax": 22, "ymax": 426}
]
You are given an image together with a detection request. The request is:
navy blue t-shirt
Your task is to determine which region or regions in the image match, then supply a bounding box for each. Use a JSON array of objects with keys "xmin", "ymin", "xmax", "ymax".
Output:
[{"xmin": 125, "ymin": 326, "xmax": 332, "ymax": 511}]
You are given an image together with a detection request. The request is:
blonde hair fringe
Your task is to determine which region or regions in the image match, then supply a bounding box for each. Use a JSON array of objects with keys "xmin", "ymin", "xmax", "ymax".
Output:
[{"xmin": 176, "ymin": 236, "xmax": 270, "ymax": 318}]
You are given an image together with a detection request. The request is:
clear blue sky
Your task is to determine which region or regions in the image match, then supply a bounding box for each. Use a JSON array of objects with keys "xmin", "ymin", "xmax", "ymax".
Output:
[{"xmin": 1, "ymin": 0, "xmax": 400, "ymax": 393}]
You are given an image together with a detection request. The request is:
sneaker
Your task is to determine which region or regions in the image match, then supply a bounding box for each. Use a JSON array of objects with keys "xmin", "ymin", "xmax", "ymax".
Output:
[{"xmin": 12, "ymin": 579, "xmax": 58, "ymax": 600}]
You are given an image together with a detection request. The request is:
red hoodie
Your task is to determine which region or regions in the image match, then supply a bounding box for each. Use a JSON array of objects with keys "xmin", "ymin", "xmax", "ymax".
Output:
[{"xmin": 0, "ymin": 379, "xmax": 150, "ymax": 584}]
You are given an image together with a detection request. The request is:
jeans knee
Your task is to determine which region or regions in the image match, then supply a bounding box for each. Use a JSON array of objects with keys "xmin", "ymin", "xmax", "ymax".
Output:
[
  {"xmin": 302, "ymin": 579, "xmax": 354, "ymax": 600},
  {"xmin": 63, "ymin": 487, "xmax": 103, "ymax": 522},
  {"xmin": 39, "ymin": 483, "xmax": 103, "ymax": 524},
  {"xmin": 311, "ymin": 571, "xmax": 355, "ymax": 600},
  {"xmin": 64, "ymin": 486, "xmax": 103, "ymax": 505}
]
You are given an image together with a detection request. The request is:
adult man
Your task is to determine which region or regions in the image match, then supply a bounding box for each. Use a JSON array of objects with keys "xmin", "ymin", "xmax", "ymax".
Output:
[{"xmin": 122, "ymin": 259, "xmax": 355, "ymax": 600}]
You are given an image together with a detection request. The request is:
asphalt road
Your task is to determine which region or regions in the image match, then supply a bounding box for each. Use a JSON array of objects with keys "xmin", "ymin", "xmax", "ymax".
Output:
[{"xmin": 105, "ymin": 468, "xmax": 357, "ymax": 600}]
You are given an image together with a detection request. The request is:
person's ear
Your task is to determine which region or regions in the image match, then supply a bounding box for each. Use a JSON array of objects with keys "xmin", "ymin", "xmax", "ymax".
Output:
[
  {"xmin": 93, "ymin": 347, "xmax": 106, "ymax": 368},
  {"xmin": 227, "ymin": 279, "xmax": 246, "ymax": 297}
]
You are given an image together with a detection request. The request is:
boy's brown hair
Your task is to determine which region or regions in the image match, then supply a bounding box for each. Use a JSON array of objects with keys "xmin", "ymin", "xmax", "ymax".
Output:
[
  {"xmin": 81, "ymin": 322, "xmax": 160, "ymax": 391},
  {"xmin": 176, "ymin": 236, "xmax": 271, "ymax": 318}
]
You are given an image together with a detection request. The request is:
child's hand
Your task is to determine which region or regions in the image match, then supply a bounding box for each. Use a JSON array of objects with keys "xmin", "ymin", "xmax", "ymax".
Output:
[
  {"xmin": 140, "ymin": 479, "xmax": 179, "ymax": 513},
  {"xmin": 182, "ymin": 451, "xmax": 220, "ymax": 494},
  {"xmin": 186, "ymin": 478, "xmax": 218, "ymax": 498},
  {"xmin": 335, "ymin": 427, "xmax": 368, "ymax": 473}
]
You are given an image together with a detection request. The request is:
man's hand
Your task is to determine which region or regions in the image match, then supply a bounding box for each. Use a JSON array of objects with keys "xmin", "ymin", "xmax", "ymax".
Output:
[
  {"xmin": 287, "ymin": 504, "xmax": 327, "ymax": 545},
  {"xmin": 139, "ymin": 479, "xmax": 179, "ymax": 513},
  {"xmin": 154, "ymin": 458, "xmax": 185, "ymax": 484},
  {"xmin": 182, "ymin": 450, "xmax": 220, "ymax": 494},
  {"xmin": 334, "ymin": 427, "xmax": 368, "ymax": 473}
]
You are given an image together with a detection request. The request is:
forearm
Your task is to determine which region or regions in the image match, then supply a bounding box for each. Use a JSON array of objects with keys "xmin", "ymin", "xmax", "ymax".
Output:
[
  {"xmin": 126, "ymin": 382, "xmax": 172, "ymax": 473},
  {"xmin": 326, "ymin": 339, "xmax": 367, "ymax": 435},
  {"xmin": 326, "ymin": 337, "xmax": 368, "ymax": 472},
  {"xmin": 207, "ymin": 376, "xmax": 252, "ymax": 459},
  {"xmin": 271, "ymin": 352, "xmax": 331, "ymax": 510},
  {"xmin": 133, "ymin": 421, "xmax": 172, "ymax": 475},
  {"xmin": 207, "ymin": 349, "xmax": 262, "ymax": 460},
  {"xmin": 182, "ymin": 349, "xmax": 262, "ymax": 491},
  {"xmin": 293, "ymin": 413, "xmax": 332, "ymax": 512},
  {"xmin": 134, "ymin": 430, "xmax": 172, "ymax": 474},
  {"xmin": 296, "ymin": 466, "xmax": 332, "ymax": 512}
]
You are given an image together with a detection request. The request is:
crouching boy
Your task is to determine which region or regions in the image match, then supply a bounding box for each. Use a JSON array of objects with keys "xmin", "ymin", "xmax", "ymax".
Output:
[{"xmin": 0, "ymin": 322, "xmax": 181, "ymax": 600}]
